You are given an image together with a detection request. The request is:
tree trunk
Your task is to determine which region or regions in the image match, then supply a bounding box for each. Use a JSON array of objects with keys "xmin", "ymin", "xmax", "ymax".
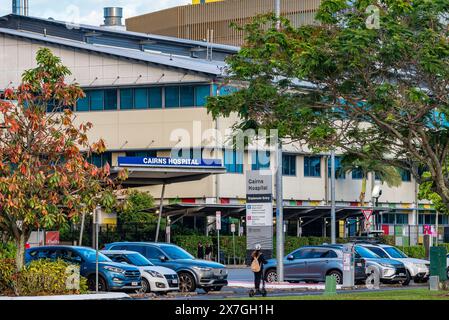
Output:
[
  {"xmin": 14, "ymin": 233, "xmax": 26, "ymax": 271},
  {"xmin": 359, "ymin": 175, "xmax": 367, "ymax": 207}
]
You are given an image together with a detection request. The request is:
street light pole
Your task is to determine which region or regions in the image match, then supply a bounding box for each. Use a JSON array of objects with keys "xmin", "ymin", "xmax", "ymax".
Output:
[
  {"xmin": 330, "ymin": 150, "xmax": 336, "ymax": 244},
  {"xmin": 275, "ymin": 141, "xmax": 284, "ymax": 282},
  {"xmin": 94, "ymin": 207, "xmax": 100, "ymax": 293}
]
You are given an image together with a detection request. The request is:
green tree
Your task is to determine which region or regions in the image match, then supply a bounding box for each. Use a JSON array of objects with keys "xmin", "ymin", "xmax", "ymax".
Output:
[
  {"xmin": 338, "ymin": 152, "xmax": 402, "ymax": 206},
  {"xmin": 207, "ymin": 1, "xmax": 449, "ymax": 209},
  {"xmin": 119, "ymin": 190, "xmax": 156, "ymax": 224},
  {"xmin": 0, "ymin": 48, "xmax": 127, "ymax": 270}
]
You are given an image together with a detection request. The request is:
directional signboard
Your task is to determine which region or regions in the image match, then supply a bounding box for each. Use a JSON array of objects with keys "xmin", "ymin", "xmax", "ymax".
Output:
[{"xmin": 246, "ymin": 170, "xmax": 273, "ymax": 262}]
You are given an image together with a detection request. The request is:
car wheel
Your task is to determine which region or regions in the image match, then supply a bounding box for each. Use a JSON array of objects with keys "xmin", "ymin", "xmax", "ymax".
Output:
[
  {"xmin": 447, "ymin": 268, "xmax": 449, "ymax": 280},
  {"xmin": 141, "ymin": 278, "xmax": 151, "ymax": 293},
  {"xmin": 401, "ymin": 271, "xmax": 411, "ymax": 286},
  {"xmin": 179, "ymin": 272, "xmax": 196, "ymax": 293},
  {"xmin": 87, "ymin": 275, "xmax": 108, "ymax": 292},
  {"xmin": 265, "ymin": 269, "xmax": 278, "ymax": 283},
  {"xmin": 328, "ymin": 270, "xmax": 343, "ymax": 285}
]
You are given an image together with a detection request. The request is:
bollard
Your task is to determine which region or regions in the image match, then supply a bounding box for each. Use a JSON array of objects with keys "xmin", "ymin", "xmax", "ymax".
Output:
[{"xmin": 324, "ymin": 276, "xmax": 337, "ymax": 296}]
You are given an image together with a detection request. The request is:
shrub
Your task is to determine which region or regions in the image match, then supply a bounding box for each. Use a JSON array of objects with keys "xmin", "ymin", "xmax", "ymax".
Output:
[
  {"xmin": 0, "ymin": 258, "xmax": 88, "ymax": 296},
  {"xmin": 0, "ymin": 242, "xmax": 16, "ymax": 259}
]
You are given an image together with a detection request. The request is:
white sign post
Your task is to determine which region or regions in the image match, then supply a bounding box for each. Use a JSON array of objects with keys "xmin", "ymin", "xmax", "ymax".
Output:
[
  {"xmin": 216, "ymin": 211, "xmax": 221, "ymax": 263},
  {"xmin": 231, "ymin": 223, "xmax": 236, "ymax": 265}
]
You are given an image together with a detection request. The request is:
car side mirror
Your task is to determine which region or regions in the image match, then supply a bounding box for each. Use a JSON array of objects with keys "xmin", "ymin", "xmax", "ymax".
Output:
[
  {"xmin": 159, "ymin": 256, "xmax": 168, "ymax": 262},
  {"xmin": 287, "ymin": 255, "xmax": 294, "ymax": 261}
]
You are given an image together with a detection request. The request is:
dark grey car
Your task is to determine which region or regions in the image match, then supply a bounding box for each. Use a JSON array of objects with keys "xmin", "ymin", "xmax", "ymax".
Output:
[
  {"xmin": 263, "ymin": 245, "xmax": 367, "ymax": 284},
  {"xmin": 105, "ymin": 242, "xmax": 228, "ymax": 293}
]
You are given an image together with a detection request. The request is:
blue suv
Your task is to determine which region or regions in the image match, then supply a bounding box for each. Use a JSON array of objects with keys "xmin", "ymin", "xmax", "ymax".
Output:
[{"xmin": 25, "ymin": 246, "xmax": 142, "ymax": 292}]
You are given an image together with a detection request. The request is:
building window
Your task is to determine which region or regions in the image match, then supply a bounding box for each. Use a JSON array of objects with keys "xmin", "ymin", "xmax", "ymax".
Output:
[
  {"xmin": 374, "ymin": 172, "xmax": 381, "ymax": 180},
  {"xmin": 251, "ymin": 150, "xmax": 270, "ymax": 170},
  {"xmin": 399, "ymin": 169, "xmax": 411, "ymax": 182},
  {"xmin": 126, "ymin": 150, "xmax": 158, "ymax": 157},
  {"xmin": 352, "ymin": 168, "xmax": 364, "ymax": 180},
  {"xmin": 382, "ymin": 213, "xmax": 395, "ymax": 224},
  {"xmin": 134, "ymin": 88, "xmax": 148, "ymax": 109},
  {"xmin": 120, "ymin": 88, "xmax": 134, "ymax": 110},
  {"xmin": 195, "ymin": 85, "xmax": 210, "ymax": 106},
  {"xmin": 304, "ymin": 156, "xmax": 321, "ymax": 177},
  {"xmin": 165, "ymin": 86, "xmax": 180, "ymax": 108},
  {"xmin": 282, "ymin": 154, "xmax": 296, "ymax": 176},
  {"xmin": 224, "ymin": 149, "xmax": 243, "ymax": 174},
  {"xmin": 180, "ymin": 86, "xmax": 195, "ymax": 107},
  {"xmin": 90, "ymin": 90, "xmax": 104, "ymax": 111},
  {"xmin": 396, "ymin": 214, "xmax": 408, "ymax": 224},
  {"xmin": 327, "ymin": 156, "xmax": 345, "ymax": 179},
  {"xmin": 76, "ymin": 95, "xmax": 90, "ymax": 111},
  {"xmin": 104, "ymin": 89, "xmax": 117, "ymax": 110},
  {"xmin": 149, "ymin": 87, "xmax": 162, "ymax": 108},
  {"xmin": 87, "ymin": 152, "xmax": 112, "ymax": 168}
]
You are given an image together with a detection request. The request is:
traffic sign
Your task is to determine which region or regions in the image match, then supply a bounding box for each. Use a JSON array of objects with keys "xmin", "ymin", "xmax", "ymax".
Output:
[
  {"xmin": 216, "ymin": 211, "xmax": 221, "ymax": 230},
  {"xmin": 231, "ymin": 223, "xmax": 236, "ymax": 233}
]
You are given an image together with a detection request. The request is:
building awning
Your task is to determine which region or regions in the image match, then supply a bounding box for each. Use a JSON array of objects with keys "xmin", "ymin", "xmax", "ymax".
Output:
[{"xmin": 111, "ymin": 156, "xmax": 226, "ymax": 187}]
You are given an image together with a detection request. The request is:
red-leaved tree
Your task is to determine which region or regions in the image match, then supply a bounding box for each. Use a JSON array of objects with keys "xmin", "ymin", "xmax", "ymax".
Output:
[{"xmin": 0, "ymin": 48, "xmax": 127, "ymax": 270}]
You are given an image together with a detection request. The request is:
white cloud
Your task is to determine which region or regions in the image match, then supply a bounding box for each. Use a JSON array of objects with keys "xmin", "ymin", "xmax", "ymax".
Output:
[{"xmin": 0, "ymin": 0, "xmax": 191, "ymax": 26}]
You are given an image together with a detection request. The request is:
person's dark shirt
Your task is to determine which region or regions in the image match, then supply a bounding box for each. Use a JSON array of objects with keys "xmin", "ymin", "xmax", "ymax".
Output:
[
  {"xmin": 205, "ymin": 245, "xmax": 212, "ymax": 255},
  {"xmin": 197, "ymin": 244, "xmax": 204, "ymax": 258}
]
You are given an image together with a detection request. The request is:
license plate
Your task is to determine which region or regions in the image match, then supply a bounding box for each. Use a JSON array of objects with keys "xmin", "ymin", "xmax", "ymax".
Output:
[
  {"xmin": 172, "ymin": 280, "xmax": 178, "ymax": 284},
  {"xmin": 132, "ymin": 282, "xmax": 138, "ymax": 286},
  {"xmin": 356, "ymin": 263, "xmax": 362, "ymax": 267},
  {"xmin": 399, "ymin": 273, "xmax": 405, "ymax": 277}
]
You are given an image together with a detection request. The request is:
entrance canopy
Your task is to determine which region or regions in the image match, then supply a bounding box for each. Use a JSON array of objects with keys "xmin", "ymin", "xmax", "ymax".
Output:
[{"xmin": 111, "ymin": 156, "xmax": 226, "ymax": 187}]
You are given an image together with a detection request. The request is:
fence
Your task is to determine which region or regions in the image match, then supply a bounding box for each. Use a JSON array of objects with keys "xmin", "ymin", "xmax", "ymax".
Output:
[{"xmin": 380, "ymin": 224, "xmax": 449, "ymax": 246}]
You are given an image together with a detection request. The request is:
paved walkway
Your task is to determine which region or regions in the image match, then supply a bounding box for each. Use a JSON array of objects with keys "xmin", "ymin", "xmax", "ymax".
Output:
[
  {"xmin": 227, "ymin": 280, "xmax": 342, "ymax": 290},
  {"xmin": 0, "ymin": 293, "xmax": 131, "ymax": 300}
]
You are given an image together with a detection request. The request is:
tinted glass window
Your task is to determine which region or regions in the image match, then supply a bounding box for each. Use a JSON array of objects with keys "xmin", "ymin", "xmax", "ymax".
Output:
[
  {"xmin": 355, "ymin": 246, "xmax": 380, "ymax": 259},
  {"xmin": 104, "ymin": 89, "xmax": 117, "ymax": 110},
  {"xmin": 146, "ymin": 246, "xmax": 164, "ymax": 259},
  {"xmin": 77, "ymin": 95, "xmax": 89, "ymax": 111},
  {"xmin": 160, "ymin": 246, "xmax": 194, "ymax": 260},
  {"xmin": 195, "ymin": 85, "xmax": 210, "ymax": 106},
  {"xmin": 120, "ymin": 89, "xmax": 134, "ymax": 110},
  {"xmin": 322, "ymin": 250, "xmax": 338, "ymax": 258},
  {"xmin": 365, "ymin": 247, "xmax": 389, "ymax": 258},
  {"xmin": 224, "ymin": 149, "xmax": 243, "ymax": 173},
  {"xmin": 134, "ymin": 88, "xmax": 148, "ymax": 109},
  {"xmin": 384, "ymin": 247, "xmax": 408, "ymax": 258},
  {"xmin": 165, "ymin": 86, "xmax": 180, "ymax": 108},
  {"xmin": 180, "ymin": 86, "xmax": 194, "ymax": 107},
  {"xmin": 124, "ymin": 245, "xmax": 146, "ymax": 255},
  {"xmin": 252, "ymin": 150, "xmax": 270, "ymax": 170},
  {"xmin": 304, "ymin": 156, "xmax": 321, "ymax": 177},
  {"xmin": 282, "ymin": 154, "xmax": 296, "ymax": 176},
  {"xmin": 292, "ymin": 249, "xmax": 313, "ymax": 259},
  {"xmin": 90, "ymin": 90, "xmax": 104, "ymax": 111},
  {"xmin": 149, "ymin": 87, "xmax": 162, "ymax": 108}
]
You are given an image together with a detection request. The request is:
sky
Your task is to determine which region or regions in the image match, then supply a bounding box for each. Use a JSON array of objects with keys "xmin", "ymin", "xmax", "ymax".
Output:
[{"xmin": 0, "ymin": 0, "xmax": 191, "ymax": 26}]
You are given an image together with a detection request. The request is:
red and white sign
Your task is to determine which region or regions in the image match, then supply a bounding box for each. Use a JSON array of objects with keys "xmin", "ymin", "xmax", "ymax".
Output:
[
  {"xmin": 216, "ymin": 211, "xmax": 221, "ymax": 231},
  {"xmin": 362, "ymin": 210, "xmax": 374, "ymax": 231},
  {"xmin": 45, "ymin": 231, "xmax": 60, "ymax": 245}
]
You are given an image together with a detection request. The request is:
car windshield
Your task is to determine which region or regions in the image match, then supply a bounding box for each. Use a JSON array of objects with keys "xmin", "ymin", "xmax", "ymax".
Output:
[
  {"xmin": 355, "ymin": 246, "xmax": 381, "ymax": 259},
  {"xmin": 384, "ymin": 247, "xmax": 408, "ymax": 259},
  {"xmin": 77, "ymin": 248, "xmax": 111, "ymax": 263},
  {"xmin": 161, "ymin": 246, "xmax": 194, "ymax": 260},
  {"xmin": 126, "ymin": 253, "xmax": 154, "ymax": 266},
  {"xmin": 365, "ymin": 247, "xmax": 389, "ymax": 258}
]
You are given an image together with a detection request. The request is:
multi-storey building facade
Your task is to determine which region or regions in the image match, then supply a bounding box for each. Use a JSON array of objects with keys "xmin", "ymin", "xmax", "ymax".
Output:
[
  {"xmin": 126, "ymin": 0, "xmax": 322, "ymax": 46},
  {"xmin": 0, "ymin": 14, "xmax": 444, "ymax": 245}
]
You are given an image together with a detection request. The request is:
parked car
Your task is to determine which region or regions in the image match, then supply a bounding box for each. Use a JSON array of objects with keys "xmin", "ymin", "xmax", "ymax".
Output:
[
  {"xmin": 263, "ymin": 245, "xmax": 367, "ymax": 284},
  {"xmin": 348, "ymin": 245, "xmax": 408, "ymax": 285},
  {"xmin": 25, "ymin": 246, "xmax": 142, "ymax": 292},
  {"xmin": 360, "ymin": 243, "xmax": 429, "ymax": 285},
  {"xmin": 101, "ymin": 250, "xmax": 179, "ymax": 293},
  {"xmin": 104, "ymin": 242, "xmax": 228, "ymax": 293}
]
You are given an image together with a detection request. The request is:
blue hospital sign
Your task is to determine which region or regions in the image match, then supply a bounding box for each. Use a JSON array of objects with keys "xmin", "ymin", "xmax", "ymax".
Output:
[{"xmin": 118, "ymin": 157, "xmax": 223, "ymax": 168}]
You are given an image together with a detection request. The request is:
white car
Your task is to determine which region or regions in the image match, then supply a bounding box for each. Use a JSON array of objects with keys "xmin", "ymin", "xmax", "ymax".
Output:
[
  {"xmin": 101, "ymin": 250, "xmax": 179, "ymax": 293},
  {"xmin": 360, "ymin": 244, "xmax": 429, "ymax": 285}
]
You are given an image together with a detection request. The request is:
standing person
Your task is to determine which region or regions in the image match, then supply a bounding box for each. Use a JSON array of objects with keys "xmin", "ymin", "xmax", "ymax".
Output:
[
  {"xmin": 250, "ymin": 244, "xmax": 267, "ymax": 293},
  {"xmin": 205, "ymin": 243, "xmax": 212, "ymax": 261},
  {"xmin": 197, "ymin": 241, "xmax": 204, "ymax": 259}
]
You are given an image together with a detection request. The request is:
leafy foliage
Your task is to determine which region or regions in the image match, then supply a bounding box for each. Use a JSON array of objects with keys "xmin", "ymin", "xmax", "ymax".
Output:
[
  {"xmin": 207, "ymin": 1, "xmax": 449, "ymax": 210},
  {"xmin": 0, "ymin": 48, "xmax": 127, "ymax": 270},
  {"xmin": 118, "ymin": 190, "xmax": 156, "ymax": 224}
]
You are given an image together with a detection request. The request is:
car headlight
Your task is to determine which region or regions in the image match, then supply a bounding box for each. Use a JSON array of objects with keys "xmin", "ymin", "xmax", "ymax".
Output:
[
  {"xmin": 416, "ymin": 263, "xmax": 428, "ymax": 269},
  {"xmin": 192, "ymin": 266, "xmax": 212, "ymax": 272},
  {"xmin": 145, "ymin": 270, "xmax": 164, "ymax": 278},
  {"xmin": 104, "ymin": 266, "xmax": 125, "ymax": 274},
  {"xmin": 379, "ymin": 263, "xmax": 395, "ymax": 268}
]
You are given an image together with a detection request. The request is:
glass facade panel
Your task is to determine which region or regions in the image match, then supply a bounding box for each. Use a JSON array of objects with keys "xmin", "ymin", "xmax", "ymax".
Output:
[
  {"xmin": 282, "ymin": 154, "xmax": 296, "ymax": 176},
  {"xmin": 304, "ymin": 156, "xmax": 321, "ymax": 177},
  {"xmin": 165, "ymin": 86, "xmax": 180, "ymax": 108},
  {"xmin": 180, "ymin": 86, "xmax": 195, "ymax": 107},
  {"xmin": 149, "ymin": 87, "xmax": 162, "ymax": 108},
  {"xmin": 195, "ymin": 85, "xmax": 210, "ymax": 106},
  {"xmin": 120, "ymin": 88, "xmax": 134, "ymax": 110},
  {"xmin": 90, "ymin": 90, "xmax": 104, "ymax": 111},
  {"xmin": 251, "ymin": 150, "xmax": 270, "ymax": 170},
  {"xmin": 134, "ymin": 88, "xmax": 148, "ymax": 109},
  {"xmin": 224, "ymin": 149, "xmax": 243, "ymax": 173},
  {"xmin": 104, "ymin": 89, "xmax": 117, "ymax": 110}
]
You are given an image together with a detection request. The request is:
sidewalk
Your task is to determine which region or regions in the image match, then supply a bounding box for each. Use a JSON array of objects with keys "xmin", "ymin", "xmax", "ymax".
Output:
[
  {"xmin": 227, "ymin": 281, "xmax": 342, "ymax": 291},
  {"xmin": 0, "ymin": 293, "xmax": 131, "ymax": 300}
]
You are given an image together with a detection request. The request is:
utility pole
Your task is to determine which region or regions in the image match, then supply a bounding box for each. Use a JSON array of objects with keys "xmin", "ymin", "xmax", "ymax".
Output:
[
  {"xmin": 274, "ymin": 0, "xmax": 284, "ymax": 283},
  {"xmin": 330, "ymin": 150, "xmax": 336, "ymax": 244}
]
